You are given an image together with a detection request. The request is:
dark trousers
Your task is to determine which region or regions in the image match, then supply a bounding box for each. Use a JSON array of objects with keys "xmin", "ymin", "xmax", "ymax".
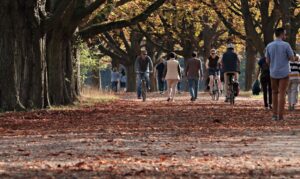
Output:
[
  {"xmin": 177, "ymin": 81, "xmax": 181, "ymax": 91},
  {"xmin": 111, "ymin": 81, "xmax": 118, "ymax": 92},
  {"xmin": 261, "ymin": 77, "xmax": 272, "ymax": 107},
  {"xmin": 157, "ymin": 77, "xmax": 165, "ymax": 92}
]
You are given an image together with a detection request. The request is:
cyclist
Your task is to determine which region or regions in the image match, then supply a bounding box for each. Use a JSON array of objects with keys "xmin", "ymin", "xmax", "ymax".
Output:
[
  {"xmin": 221, "ymin": 43, "xmax": 240, "ymax": 102},
  {"xmin": 206, "ymin": 49, "xmax": 222, "ymax": 95},
  {"xmin": 135, "ymin": 50, "xmax": 153, "ymax": 99}
]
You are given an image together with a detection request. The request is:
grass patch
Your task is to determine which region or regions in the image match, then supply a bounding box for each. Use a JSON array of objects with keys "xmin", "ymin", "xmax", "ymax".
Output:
[
  {"xmin": 50, "ymin": 88, "xmax": 117, "ymax": 110},
  {"xmin": 238, "ymin": 91, "xmax": 263, "ymax": 99}
]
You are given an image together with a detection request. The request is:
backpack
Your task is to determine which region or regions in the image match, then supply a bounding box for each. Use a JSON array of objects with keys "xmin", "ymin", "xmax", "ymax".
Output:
[
  {"xmin": 258, "ymin": 58, "xmax": 270, "ymax": 79},
  {"xmin": 252, "ymin": 80, "xmax": 261, "ymax": 95}
]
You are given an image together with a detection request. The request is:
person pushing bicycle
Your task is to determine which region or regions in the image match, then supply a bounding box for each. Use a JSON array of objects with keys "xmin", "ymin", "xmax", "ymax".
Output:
[
  {"xmin": 221, "ymin": 43, "xmax": 240, "ymax": 102},
  {"xmin": 135, "ymin": 50, "xmax": 153, "ymax": 99}
]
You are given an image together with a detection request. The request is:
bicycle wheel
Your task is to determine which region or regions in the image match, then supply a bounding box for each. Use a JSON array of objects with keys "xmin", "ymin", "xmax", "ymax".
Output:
[
  {"xmin": 141, "ymin": 80, "xmax": 146, "ymax": 102},
  {"xmin": 215, "ymin": 90, "xmax": 220, "ymax": 101},
  {"xmin": 214, "ymin": 80, "xmax": 219, "ymax": 101},
  {"xmin": 230, "ymin": 87, "xmax": 235, "ymax": 105}
]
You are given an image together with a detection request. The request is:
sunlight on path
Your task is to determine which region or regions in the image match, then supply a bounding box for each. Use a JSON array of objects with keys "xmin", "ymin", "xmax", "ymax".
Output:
[{"xmin": 0, "ymin": 93, "xmax": 299, "ymax": 177}]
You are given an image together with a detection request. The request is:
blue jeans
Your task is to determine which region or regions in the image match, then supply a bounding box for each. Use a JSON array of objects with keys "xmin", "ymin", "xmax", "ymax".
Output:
[
  {"xmin": 137, "ymin": 73, "xmax": 150, "ymax": 98},
  {"xmin": 188, "ymin": 79, "xmax": 199, "ymax": 99},
  {"xmin": 111, "ymin": 81, "xmax": 118, "ymax": 92},
  {"xmin": 177, "ymin": 81, "xmax": 181, "ymax": 91}
]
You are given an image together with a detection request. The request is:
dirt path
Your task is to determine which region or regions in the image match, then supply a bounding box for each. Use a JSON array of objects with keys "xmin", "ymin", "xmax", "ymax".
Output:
[{"xmin": 0, "ymin": 93, "xmax": 299, "ymax": 178}]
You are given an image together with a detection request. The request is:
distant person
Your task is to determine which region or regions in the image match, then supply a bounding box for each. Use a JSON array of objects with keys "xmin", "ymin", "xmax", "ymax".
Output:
[
  {"xmin": 287, "ymin": 53, "xmax": 300, "ymax": 111},
  {"xmin": 135, "ymin": 50, "xmax": 153, "ymax": 99},
  {"xmin": 256, "ymin": 54, "xmax": 272, "ymax": 109},
  {"xmin": 111, "ymin": 67, "xmax": 120, "ymax": 92},
  {"xmin": 120, "ymin": 69, "xmax": 127, "ymax": 92},
  {"xmin": 185, "ymin": 52, "xmax": 204, "ymax": 101},
  {"xmin": 155, "ymin": 59, "xmax": 166, "ymax": 94},
  {"xmin": 221, "ymin": 43, "xmax": 240, "ymax": 102},
  {"xmin": 265, "ymin": 27, "xmax": 294, "ymax": 120},
  {"xmin": 206, "ymin": 49, "xmax": 222, "ymax": 95},
  {"xmin": 163, "ymin": 52, "xmax": 182, "ymax": 102},
  {"xmin": 177, "ymin": 59, "xmax": 184, "ymax": 94}
]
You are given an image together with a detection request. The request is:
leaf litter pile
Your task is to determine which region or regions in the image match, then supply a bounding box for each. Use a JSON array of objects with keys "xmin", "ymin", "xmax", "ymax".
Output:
[{"xmin": 0, "ymin": 93, "xmax": 299, "ymax": 178}]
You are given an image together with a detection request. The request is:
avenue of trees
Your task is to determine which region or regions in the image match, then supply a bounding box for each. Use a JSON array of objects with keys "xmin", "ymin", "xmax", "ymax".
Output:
[
  {"xmin": 0, "ymin": 0, "xmax": 299, "ymax": 111},
  {"xmin": 93, "ymin": 0, "xmax": 299, "ymax": 92},
  {"xmin": 0, "ymin": 0, "xmax": 166, "ymax": 111}
]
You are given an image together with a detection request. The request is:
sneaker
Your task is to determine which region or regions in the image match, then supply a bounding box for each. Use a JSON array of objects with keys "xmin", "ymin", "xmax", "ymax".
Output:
[
  {"xmin": 167, "ymin": 98, "xmax": 171, "ymax": 102},
  {"xmin": 224, "ymin": 98, "xmax": 229, "ymax": 102},
  {"xmin": 138, "ymin": 96, "xmax": 142, "ymax": 99},
  {"xmin": 272, "ymin": 115, "xmax": 278, "ymax": 121},
  {"xmin": 269, "ymin": 105, "xmax": 272, "ymax": 110}
]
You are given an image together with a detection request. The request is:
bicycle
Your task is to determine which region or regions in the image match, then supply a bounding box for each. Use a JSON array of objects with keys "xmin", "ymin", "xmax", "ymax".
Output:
[
  {"xmin": 226, "ymin": 73, "xmax": 236, "ymax": 105},
  {"xmin": 211, "ymin": 72, "xmax": 220, "ymax": 101},
  {"xmin": 137, "ymin": 72, "xmax": 149, "ymax": 102}
]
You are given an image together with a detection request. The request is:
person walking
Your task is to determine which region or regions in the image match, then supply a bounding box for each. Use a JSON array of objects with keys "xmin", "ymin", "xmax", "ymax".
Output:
[
  {"xmin": 111, "ymin": 67, "xmax": 120, "ymax": 92},
  {"xmin": 265, "ymin": 27, "xmax": 294, "ymax": 120},
  {"xmin": 256, "ymin": 55, "xmax": 272, "ymax": 109},
  {"xmin": 287, "ymin": 53, "xmax": 300, "ymax": 111},
  {"xmin": 163, "ymin": 52, "xmax": 182, "ymax": 102},
  {"xmin": 155, "ymin": 59, "xmax": 166, "ymax": 94},
  {"xmin": 185, "ymin": 52, "xmax": 204, "ymax": 101},
  {"xmin": 120, "ymin": 69, "xmax": 127, "ymax": 92}
]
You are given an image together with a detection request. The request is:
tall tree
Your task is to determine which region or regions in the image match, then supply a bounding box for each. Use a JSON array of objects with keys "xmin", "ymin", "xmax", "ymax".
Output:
[
  {"xmin": 0, "ymin": 0, "xmax": 47, "ymax": 110},
  {"xmin": 0, "ymin": 0, "xmax": 166, "ymax": 111},
  {"xmin": 203, "ymin": 0, "xmax": 280, "ymax": 90}
]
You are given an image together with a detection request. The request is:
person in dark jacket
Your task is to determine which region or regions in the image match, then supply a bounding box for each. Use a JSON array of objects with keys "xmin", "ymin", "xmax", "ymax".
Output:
[
  {"xmin": 155, "ymin": 59, "xmax": 166, "ymax": 94},
  {"xmin": 135, "ymin": 50, "xmax": 153, "ymax": 99},
  {"xmin": 256, "ymin": 56, "xmax": 272, "ymax": 109},
  {"xmin": 221, "ymin": 43, "xmax": 240, "ymax": 101}
]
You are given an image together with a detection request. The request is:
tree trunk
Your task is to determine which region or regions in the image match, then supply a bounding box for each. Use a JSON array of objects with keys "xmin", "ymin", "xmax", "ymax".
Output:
[
  {"xmin": 0, "ymin": 0, "xmax": 47, "ymax": 111},
  {"xmin": 47, "ymin": 31, "xmax": 77, "ymax": 105},
  {"xmin": 150, "ymin": 73, "xmax": 157, "ymax": 92},
  {"xmin": 245, "ymin": 41, "xmax": 257, "ymax": 91},
  {"xmin": 126, "ymin": 64, "xmax": 136, "ymax": 92}
]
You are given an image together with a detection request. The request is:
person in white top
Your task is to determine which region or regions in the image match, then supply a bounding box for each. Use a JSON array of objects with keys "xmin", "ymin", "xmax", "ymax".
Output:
[
  {"xmin": 287, "ymin": 53, "xmax": 300, "ymax": 111},
  {"xmin": 163, "ymin": 52, "xmax": 182, "ymax": 102}
]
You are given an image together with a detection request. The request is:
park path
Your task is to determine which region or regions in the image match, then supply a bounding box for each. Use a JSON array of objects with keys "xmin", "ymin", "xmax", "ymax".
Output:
[{"xmin": 0, "ymin": 93, "xmax": 299, "ymax": 178}]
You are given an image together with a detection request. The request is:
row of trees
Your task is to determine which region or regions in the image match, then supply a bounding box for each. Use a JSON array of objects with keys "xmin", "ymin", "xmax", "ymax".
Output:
[
  {"xmin": 94, "ymin": 0, "xmax": 299, "ymax": 91},
  {"xmin": 0, "ymin": 0, "xmax": 299, "ymax": 111},
  {"xmin": 0, "ymin": 0, "xmax": 166, "ymax": 111}
]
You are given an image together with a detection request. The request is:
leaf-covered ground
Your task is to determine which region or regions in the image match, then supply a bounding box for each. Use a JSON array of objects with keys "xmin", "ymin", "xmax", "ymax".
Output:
[{"xmin": 0, "ymin": 93, "xmax": 299, "ymax": 178}]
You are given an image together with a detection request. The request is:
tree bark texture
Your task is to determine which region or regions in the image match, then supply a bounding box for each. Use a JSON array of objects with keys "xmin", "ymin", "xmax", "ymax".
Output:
[{"xmin": 0, "ymin": 0, "xmax": 47, "ymax": 111}]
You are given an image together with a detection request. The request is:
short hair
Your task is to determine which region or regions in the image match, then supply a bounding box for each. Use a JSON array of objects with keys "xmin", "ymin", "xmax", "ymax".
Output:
[
  {"xmin": 210, "ymin": 49, "xmax": 216, "ymax": 53},
  {"xmin": 275, "ymin": 28, "xmax": 285, "ymax": 37},
  {"xmin": 169, "ymin": 52, "xmax": 176, "ymax": 59},
  {"xmin": 192, "ymin": 52, "xmax": 197, "ymax": 58},
  {"xmin": 141, "ymin": 49, "xmax": 147, "ymax": 54}
]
